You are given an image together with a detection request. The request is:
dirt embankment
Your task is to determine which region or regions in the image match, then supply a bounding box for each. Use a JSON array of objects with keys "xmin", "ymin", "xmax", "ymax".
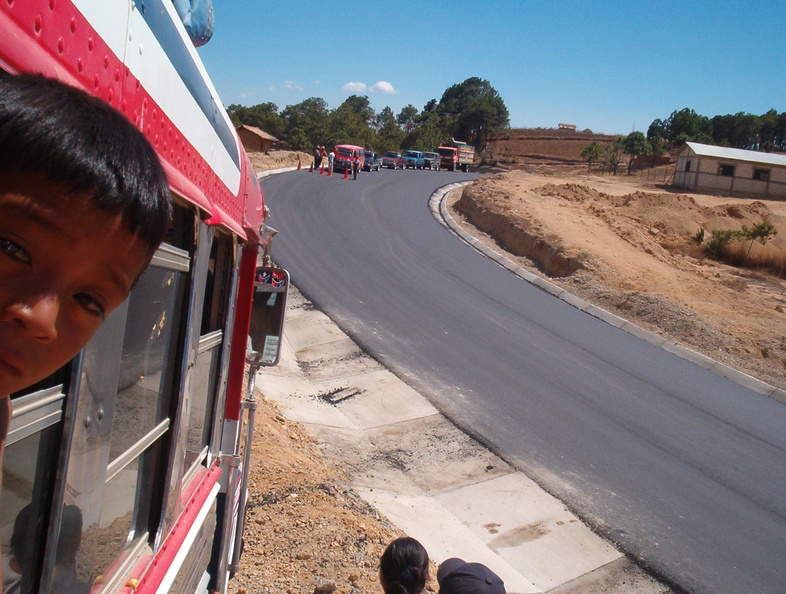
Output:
[
  {"xmin": 249, "ymin": 150, "xmax": 312, "ymax": 172},
  {"xmin": 454, "ymin": 170, "xmax": 786, "ymax": 392}
]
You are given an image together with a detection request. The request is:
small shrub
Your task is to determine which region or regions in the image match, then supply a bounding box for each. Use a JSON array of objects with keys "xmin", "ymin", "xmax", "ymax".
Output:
[
  {"xmin": 692, "ymin": 228, "xmax": 705, "ymax": 244},
  {"xmin": 704, "ymin": 222, "xmax": 785, "ymax": 277},
  {"xmin": 706, "ymin": 229, "xmax": 740, "ymax": 258},
  {"xmin": 741, "ymin": 220, "xmax": 778, "ymax": 255}
]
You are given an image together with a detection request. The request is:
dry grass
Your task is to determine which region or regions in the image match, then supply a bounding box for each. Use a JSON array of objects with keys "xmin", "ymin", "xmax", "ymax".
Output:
[{"xmin": 720, "ymin": 242, "xmax": 786, "ymax": 277}]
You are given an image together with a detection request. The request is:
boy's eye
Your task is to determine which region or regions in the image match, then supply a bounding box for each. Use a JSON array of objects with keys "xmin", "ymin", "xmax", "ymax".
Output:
[
  {"xmin": 0, "ymin": 238, "xmax": 31, "ymax": 264},
  {"xmin": 74, "ymin": 293, "xmax": 106, "ymax": 319}
]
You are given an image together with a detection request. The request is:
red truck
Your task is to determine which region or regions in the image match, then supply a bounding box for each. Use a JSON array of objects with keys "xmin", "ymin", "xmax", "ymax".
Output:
[{"xmin": 437, "ymin": 139, "xmax": 475, "ymax": 172}]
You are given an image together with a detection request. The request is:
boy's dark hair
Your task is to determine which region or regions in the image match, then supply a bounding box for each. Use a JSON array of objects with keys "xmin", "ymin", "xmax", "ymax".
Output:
[
  {"xmin": 0, "ymin": 73, "xmax": 171, "ymax": 258},
  {"xmin": 380, "ymin": 536, "xmax": 429, "ymax": 594}
]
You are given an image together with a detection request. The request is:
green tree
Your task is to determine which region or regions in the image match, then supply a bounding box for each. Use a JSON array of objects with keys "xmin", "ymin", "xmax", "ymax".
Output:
[
  {"xmin": 741, "ymin": 221, "xmax": 778, "ymax": 255},
  {"xmin": 622, "ymin": 131, "xmax": 650, "ymax": 173},
  {"xmin": 648, "ymin": 136, "xmax": 667, "ymax": 167},
  {"xmin": 397, "ymin": 104, "xmax": 419, "ymax": 132},
  {"xmin": 374, "ymin": 106, "xmax": 404, "ymax": 152},
  {"xmin": 326, "ymin": 100, "xmax": 376, "ymax": 149},
  {"xmin": 280, "ymin": 97, "xmax": 330, "ymax": 152},
  {"xmin": 729, "ymin": 113, "xmax": 761, "ymax": 149},
  {"xmin": 227, "ymin": 102, "xmax": 285, "ymax": 139},
  {"xmin": 423, "ymin": 98, "xmax": 438, "ymax": 113},
  {"xmin": 662, "ymin": 108, "xmax": 713, "ymax": 147},
  {"xmin": 710, "ymin": 113, "xmax": 736, "ymax": 147},
  {"xmin": 646, "ymin": 118, "xmax": 667, "ymax": 141},
  {"xmin": 340, "ymin": 95, "xmax": 375, "ymax": 126},
  {"xmin": 706, "ymin": 229, "xmax": 740, "ymax": 258},
  {"xmin": 758, "ymin": 109, "xmax": 779, "ymax": 151},
  {"xmin": 580, "ymin": 141, "xmax": 603, "ymax": 172},
  {"xmin": 774, "ymin": 112, "xmax": 786, "ymax": 150},
  {"xmin": 436, "ymin": 77, "xmax": 510, "ymax": 150},
  {"xmin": 402, "ymin": 112, "xmax": 444, "ymax": 152},
  {"xmin": 604, "ymin": 139, "xmax": 623, "ymax": 175}
]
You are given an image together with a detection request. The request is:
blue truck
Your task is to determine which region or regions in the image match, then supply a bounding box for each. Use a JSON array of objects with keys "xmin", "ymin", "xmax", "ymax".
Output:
[{"xmin": 403, "ymin": 149, "xmax": 425, "ymax": 169}]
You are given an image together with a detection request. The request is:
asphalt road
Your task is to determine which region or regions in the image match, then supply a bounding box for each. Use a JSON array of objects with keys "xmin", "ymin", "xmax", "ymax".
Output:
[{"xmin": 263, "ymin": 169, "xmax": 786, "ymax": 593}]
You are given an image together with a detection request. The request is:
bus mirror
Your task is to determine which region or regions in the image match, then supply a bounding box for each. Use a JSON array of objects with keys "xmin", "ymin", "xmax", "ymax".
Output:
[{"xmin": 249, "ymin": 266, "xmax": 290, "ymax": 366}]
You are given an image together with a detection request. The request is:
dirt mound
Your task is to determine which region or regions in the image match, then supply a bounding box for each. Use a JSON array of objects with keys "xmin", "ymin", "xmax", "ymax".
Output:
[
  {"xmin": 249, "ymin": 150, "xmax": 312, "ymax": 171},
  {"xmin": 453, "ymin": 170, "xmax": 786, "ymax": 391}
]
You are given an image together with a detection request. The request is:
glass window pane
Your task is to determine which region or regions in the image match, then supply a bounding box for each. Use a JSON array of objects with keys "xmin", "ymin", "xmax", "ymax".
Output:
[
  {"xmin": 184, "ymin": 344, "xmax": 221, "ymax": 469},
  {"xmin": 110, "ymin": 267, "xmax": 186, "ymax": 462},
  {"xmin": 1, "ymin": 423, "xmax": 61, "ymax": 593},
  {"xmin": 64, "ymin": 443, "xmax": 159, "ymax": 590}
]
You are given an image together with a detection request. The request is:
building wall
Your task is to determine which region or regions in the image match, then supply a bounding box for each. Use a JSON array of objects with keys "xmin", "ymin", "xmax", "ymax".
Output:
[
  {"xmin": 674, "ymin": 148, "xmax": 786, "ymax": 198},
  {"xmin": 237, "ymin": 128, "xmax": 270, "ymax": 153}
]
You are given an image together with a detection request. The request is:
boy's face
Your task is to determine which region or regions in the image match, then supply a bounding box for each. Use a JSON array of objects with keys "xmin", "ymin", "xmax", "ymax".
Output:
[{"xmin": 0, "ymin": 177, "xmax": 151, "ymax": 396}]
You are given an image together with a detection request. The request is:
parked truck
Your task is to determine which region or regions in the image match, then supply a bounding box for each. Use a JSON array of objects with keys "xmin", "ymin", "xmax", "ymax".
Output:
[
  {"xmin": 437, "ymin": 139, "xmax": 475, "ymax": 172},
  {"xmin": 403, "ymin": 149, "xmax": 425, "ymax": 169}
]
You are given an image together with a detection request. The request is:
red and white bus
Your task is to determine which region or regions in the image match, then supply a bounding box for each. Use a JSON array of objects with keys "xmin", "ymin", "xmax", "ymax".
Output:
[{"xmin": 0, "ymin": 1, "xmax": 275, "ymax": 591}]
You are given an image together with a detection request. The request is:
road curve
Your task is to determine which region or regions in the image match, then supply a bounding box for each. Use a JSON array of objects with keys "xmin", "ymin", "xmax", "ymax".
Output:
[{"xmin": 263, "ymin": 169, "xmax": 786, "ymax": 594}]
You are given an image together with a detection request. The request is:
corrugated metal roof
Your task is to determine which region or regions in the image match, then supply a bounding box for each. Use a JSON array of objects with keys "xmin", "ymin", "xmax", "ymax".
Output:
[{"xmin": 686, "ymin": 142, "xmax": 786, "ymax": 167}]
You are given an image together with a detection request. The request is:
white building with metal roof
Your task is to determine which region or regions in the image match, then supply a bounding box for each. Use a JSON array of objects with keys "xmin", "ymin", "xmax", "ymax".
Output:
[{"xmin": 674, "ymin": 141, "xmax": 786, "ymax": 198}]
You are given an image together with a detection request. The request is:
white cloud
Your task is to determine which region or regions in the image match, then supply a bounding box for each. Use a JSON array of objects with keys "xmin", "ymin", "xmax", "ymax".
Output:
[
  {"xmin": 284, "ymin": 80, "xmax": 304, "ymax": 92},
  {"xmin": 369, "ymin": 81, "xmax": 399, "ymax": 95},
  {"xmin": 342, "ymin": 82, "xmax": 367, "ymax": 93}
]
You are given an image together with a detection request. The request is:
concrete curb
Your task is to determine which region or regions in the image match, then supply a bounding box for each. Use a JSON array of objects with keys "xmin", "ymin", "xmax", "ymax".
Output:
[
  {"xmin": 257, "ymin": 165, "xmax": 299, "ymax": 179},
  {"xmin": 429, "ymin": 183, "xmax": 785, "ymax": 405}
]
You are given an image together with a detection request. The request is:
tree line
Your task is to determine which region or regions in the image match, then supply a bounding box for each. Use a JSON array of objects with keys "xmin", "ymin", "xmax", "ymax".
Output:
[
  {"xmin": 580, "ymin": 107, "xmax": 786, "ymax": 174},
  {"xmin": 226, "ymin": 77, "xmax": 510, "ymax": 155},
  {"xmin": 647, "ymin": 108, "xmax": 786, "ymax": 152}
]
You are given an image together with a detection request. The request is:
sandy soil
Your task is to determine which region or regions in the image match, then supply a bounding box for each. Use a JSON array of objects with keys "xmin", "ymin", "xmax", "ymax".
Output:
[
  {"xmin": 231, "ymin": 154, "xmax": 784, "ymax": 593},
  {"xmin": 249, "ymin": 150, "xmax": 312, "ymax": 172}
]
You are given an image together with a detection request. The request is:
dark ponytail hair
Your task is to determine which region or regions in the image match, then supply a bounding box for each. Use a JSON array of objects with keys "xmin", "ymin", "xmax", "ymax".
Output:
[{"xmin": 379, "ymin": 537, "xmax": 429, "ymax": 594}]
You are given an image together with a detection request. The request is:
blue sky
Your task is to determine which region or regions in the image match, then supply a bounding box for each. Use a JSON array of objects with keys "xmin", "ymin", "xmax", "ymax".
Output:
[{"xmin": 197, "ymin": 1, "xmax": 786, "ymax": 135}]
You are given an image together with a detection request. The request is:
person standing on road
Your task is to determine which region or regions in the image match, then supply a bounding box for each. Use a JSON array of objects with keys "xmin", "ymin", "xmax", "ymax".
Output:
[
  {"xmin": 314, "ymin": 145, "xmax": 322, "ymax": 171},
  {"xmin": 328, "ymin": 148, "xmax": 335, "ymax": 175},
  {"xmin": 379, "ymin": 537, "xmax": 429, "ymax": 594},
  {"xmin": 352, "ymin": 151, "xmax": 360, "ymax": 180}
]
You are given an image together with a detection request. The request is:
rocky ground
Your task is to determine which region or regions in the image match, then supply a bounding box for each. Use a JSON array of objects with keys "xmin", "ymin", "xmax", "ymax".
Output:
[
  {"xmin": 227, "ymin": 393, "xmax": 421, "ymax": 594},
  {"xmin": 230, "ymin": 154, "xmax": 785, "ymax": 593}
]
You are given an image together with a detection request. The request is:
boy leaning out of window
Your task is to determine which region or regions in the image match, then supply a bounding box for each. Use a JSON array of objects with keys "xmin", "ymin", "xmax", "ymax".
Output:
[{"xmin": 0, "ymin": 73, "xmax": 172, "ymax": 540}]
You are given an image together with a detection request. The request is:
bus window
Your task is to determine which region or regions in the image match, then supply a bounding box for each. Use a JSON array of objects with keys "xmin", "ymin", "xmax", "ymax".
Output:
[
  {"xmin": 49, "ymin": 240, "xmax": 190, "ymax": 590},
  {"xmin": 201, "ymin": 233, "xmax": 235, "ymax": 335},
  {"xmin": 185, "ymin": 231, "xmax": 236, "ymax": 475},
  {"xmin": 0, "ymin": 386, "xmax": 65, "ymax": 593}
]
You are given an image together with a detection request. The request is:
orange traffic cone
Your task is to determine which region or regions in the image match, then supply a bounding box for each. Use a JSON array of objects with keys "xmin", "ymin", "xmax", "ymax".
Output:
[
  {"xmin": 297, "ymin": 157, "xmax": 302, "ymax": 171},
  {"xmin": 343, "ymin": 166, "xmax": 349, "ymax": 180},
  {"xmin": 309, "ymin": 163, "xmax": 313, "ymax": 173},
  {"xmin": 319, "ymin": 163, "xmax": 324, "ymax": 175}
]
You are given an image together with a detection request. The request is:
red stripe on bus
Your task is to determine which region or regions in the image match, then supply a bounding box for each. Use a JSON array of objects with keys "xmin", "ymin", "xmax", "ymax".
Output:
[
  {"xmin": 224, "ymin": 244, "xmax": 260, "ymax": 421},
  {"xmin": 0, "ymin": 0, "xmax": 259, "ymax": 240},
  {"xmin": 127, "ymin": 464, "xmax": 223, "ymax": 594}
]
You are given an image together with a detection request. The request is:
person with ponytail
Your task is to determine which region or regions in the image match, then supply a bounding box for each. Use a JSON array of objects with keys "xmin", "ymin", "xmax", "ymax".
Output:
[{"xmin": 379, "ymin": 536, "xmax": 429, "ymax": 594}]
